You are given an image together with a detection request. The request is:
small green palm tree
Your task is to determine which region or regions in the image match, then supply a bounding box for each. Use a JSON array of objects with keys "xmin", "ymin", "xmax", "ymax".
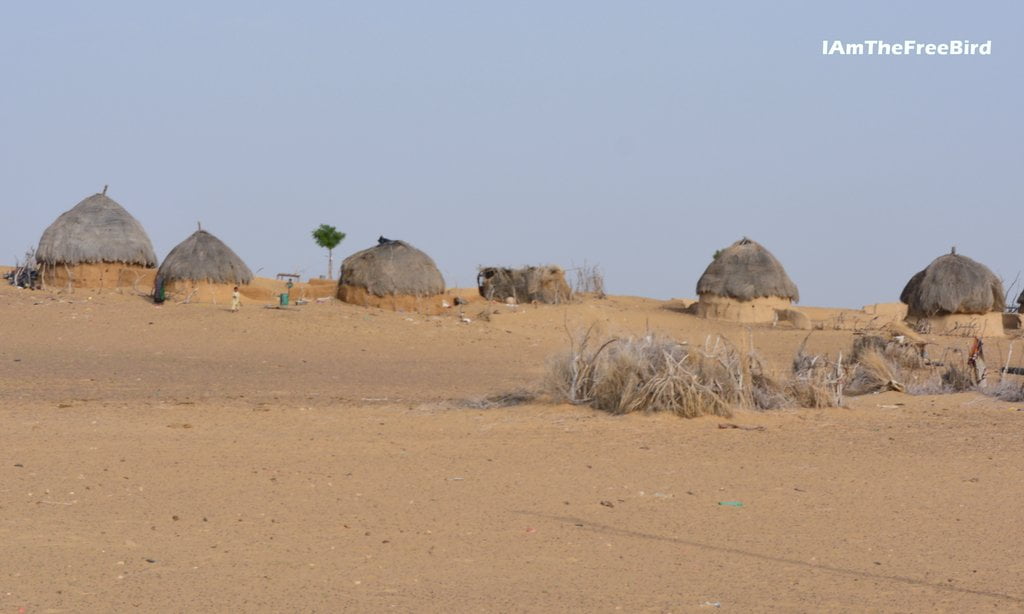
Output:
[{"xmin": 312, "ymin": 224, "xmax": 346, "ymax": 279}]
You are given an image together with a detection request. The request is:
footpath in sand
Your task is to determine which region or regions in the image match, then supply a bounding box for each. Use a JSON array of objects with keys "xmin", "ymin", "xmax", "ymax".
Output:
[{"xmin": 1, "ymin": 285, "xmax": 1023, "ymax": 611}]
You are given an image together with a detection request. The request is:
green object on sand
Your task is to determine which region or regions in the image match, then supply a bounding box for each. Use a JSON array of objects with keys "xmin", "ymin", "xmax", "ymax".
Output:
[{"xmin": 718, "ymin": 501, "xmax": 743, "ymax": 507}]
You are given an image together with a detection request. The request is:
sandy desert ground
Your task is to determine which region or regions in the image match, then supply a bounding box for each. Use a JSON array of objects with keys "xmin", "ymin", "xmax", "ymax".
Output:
[{"xmin": 2, "ymin": 282, "xmax": 1024, "ymax": 612}]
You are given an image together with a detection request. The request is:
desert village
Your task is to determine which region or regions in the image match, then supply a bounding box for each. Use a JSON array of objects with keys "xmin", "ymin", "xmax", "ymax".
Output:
[
  {"xmin": 13, "ymin": 189, "xmax": 1024, "ymax": 356},
  {"xmin": 4, "ymin": 0, "xmax": 1022, "ymax": 608},
  {"xmin": 4, "ymin": 190, "xmax": 1024, "ymax": 611}
]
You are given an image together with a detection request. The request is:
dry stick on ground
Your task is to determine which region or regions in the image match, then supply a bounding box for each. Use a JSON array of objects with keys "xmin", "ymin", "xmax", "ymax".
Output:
[
  {"xmin": 559, "ymin": 320, "xmax": 618, "ymax": 405},
  {"xmin": 1003, "ymin": 341, "xmax": 1016, "ymax": 375},
  {"xmin": 718, "ymin": 423, "xmax": 766, "ymax": 431},
  {"xmin": 570, "ymin": 337, "xmax": 618, "ymax": 405},
  {"xmin": 835, "ymin": 351, "xmax": 844, "ymax": 405},
  {"xmin": 548, "ymin": 329, "xmax": 862, "ymax": 416},
  {"xmin": 63, "ymin": 263, "xmax": 73, "ymax": 292},
  {"xmin": 570, "ymin": 261, "xmax": 605, "ymax": 297},
  {"xmin": 789, "ymin": 333, "xmax": 845, "ymax": 406}
]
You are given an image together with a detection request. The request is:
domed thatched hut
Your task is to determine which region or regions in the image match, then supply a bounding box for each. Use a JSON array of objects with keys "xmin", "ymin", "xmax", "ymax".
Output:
[
  {"xmin": 695, "ymin": 238, "xmax": 800, "ymax": 323},
  {"xmin": 155, "ymin": 229, "xmax": 254, "ymax": 303},
  {"xmin": 337, "ymin": 239, "xmax": 445, "ymax": 311},
  {"xmin": 900, "ymin": 248, "xmax": 1005, "ymax": 336},
  {"xmin": 36, "ymin": 190, "xmax": 157, "ymax": 290},
  {"xmin": 478, "ymin": 265, "xmax": 572, "ymax": 304}
]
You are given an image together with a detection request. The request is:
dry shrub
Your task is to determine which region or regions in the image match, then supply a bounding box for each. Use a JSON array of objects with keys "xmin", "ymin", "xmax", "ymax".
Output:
[
  {"xmin": 547, "ymin": 327, "xmax": 1005, "ymax": 416},
  {"xmin": 845, "ymin": 332, "xmax": 983, "ymax": 396},
  {"xmin": 849, "ymin": 335, "xmax": 888, "ymax": 363},
  {"xmin": 751, "ymin": 371, "xmax": 790, "ymax": 410},
  {"xmin": 545, "ymin": 330, "xmax": 738, "ymax": 418},
  {"xmin": 592, "ymin": 341, "xmax": 732, "ymax": 417},
  {"xmin": 888, "ymin": 343, "xmax": 927, "ymax": 370},
  {"xmin": 940, "ymin": 365, "xmax": 976, "ymax": 392},
  {"xmin": 846, "ymin": 349, "xmax": 905, "ymax": 395},
  {"xmin": 851, "ymin": 335, "xmax": 925, "ymax": 370},
  {"xmin": 545, "ymin": 329, "xmax": 836, "ymax": 418},
  {"xmin": 903, "ymin": 379, "xmax": 947, "ymax": 396},
  {"xmin": 902, "ymin": 364, "xmax": 975, "ymax": 395},
  {"xmin": 983, "ymin": 380, "xmax": 1024, "ymax": 402},
  {"xmin": 788, "ymin": 345, "xmax": 844, "ymax": 407},
  {"xmin": 845, "ymin": 334, "xmax": 937, "ymax": 396},
  {"xmin": 571, "ymin": 261, "xmax": 606, "ymax": 298}
]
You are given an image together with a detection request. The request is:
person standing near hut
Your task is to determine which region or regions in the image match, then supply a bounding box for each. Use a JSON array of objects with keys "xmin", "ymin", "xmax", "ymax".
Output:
[
  {"xmin": 154, "ymin": 276, "xmax": 166, "ymax": 304},
  {"xmin": 231, "ymin": 286, "xmax": 241, "ymax": 312}
]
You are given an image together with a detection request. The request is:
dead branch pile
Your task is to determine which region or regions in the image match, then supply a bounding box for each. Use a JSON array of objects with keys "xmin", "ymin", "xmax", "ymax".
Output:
[
  {"xmin": 844, "ymin": 335, "xmax": 923, "ymax": 395},
  {"xmin": 843, "ymin": 333, "xmax": 984, "ymax": 395},
  {"xmin": 545, "ymin": 325, "xmax": 1019, "ymax": 418},
  {"xmin": 5, "ymin": 246, "xmax": 39, "ymax": 288},
  {"xmin": 545, "ymin": 328, "xmax": 841, "ymax": 418}
]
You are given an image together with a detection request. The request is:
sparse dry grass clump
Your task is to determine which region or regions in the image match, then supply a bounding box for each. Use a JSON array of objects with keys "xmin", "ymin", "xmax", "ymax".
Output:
[
  {"xmin": 544, "ymin": 326, "xmax": 1018, "ymax": 418},
  {"xmin": 844, "ymin": 334, "xmax": 954, "ymax": 395},
  {"xmin": 983, "ymin": 380, "xmax": 1024, "ymax": 403},
  {"xmin": 940, "ymin": 365, "xmax": 977, "ymax": 392},
  {"xmin": 842, "ymin": 332, "xmax": 990, "ymax": 396},
  {"xmin": 571, "ymin": 262, "xmax": 606, "ymax": 298},
  {"xmin": 900, "ymin": 360, "xmax": 978, "ymax": 395},
  {"xmin": 849, "ymin": 334, "xmax": 888, "ymax": 363},
  {"xmin": 545, "ymin": 332, "xmax": 735, "ymax": 418},
  {"xmin": 545, "ymin": 328, "xmax": 842, "ymax": 418},
  {"xmin": 846, "ymin": 349, "xmax": 906, "ymax": 395},
  {"xmin": 788, "ymin": 346, "xmax": 844, "ymax": 408},
  {"xmin": 850, "ymin": 335, "xmax": 926, "ymax": 370},
  {"xmin": 462, "ymin": 390, "xmax": 538, "ymax": 409}
]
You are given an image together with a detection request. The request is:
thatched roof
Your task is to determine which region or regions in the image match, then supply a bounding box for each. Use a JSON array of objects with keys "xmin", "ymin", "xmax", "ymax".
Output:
[
  {"xmin": 696, "ymin": 238, "xmax": 799, "ymax": 302},
  {"xmin": 900, "ymin": 249, "xmax": 1005, "ymax": 316},
  {"xmin": 339, "ymin": 239, "xmax": 445, "ymax": 296},
  {"xmin": 156, "ymin": 230, "xmax": 253, "ymax": 285},
  {"xmin": 37, "ymin": 192, "xmax": 157, "ymax": 267}
]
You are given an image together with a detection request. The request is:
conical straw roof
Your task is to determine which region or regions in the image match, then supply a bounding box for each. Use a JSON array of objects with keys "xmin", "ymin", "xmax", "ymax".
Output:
[
  {"xmin": 37, "ymin": 192, "xmax": 156, "ymax": 267},
  {"xmin": 696, "ymin": 237, "xmax": 798, "ymax": 302},
  {"xmin": 156, "ymin": 229, "xmax": 253, "ymax": 285}
]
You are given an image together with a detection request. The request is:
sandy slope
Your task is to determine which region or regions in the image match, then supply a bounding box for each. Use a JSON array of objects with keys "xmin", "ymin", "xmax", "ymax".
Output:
[{"xmin": 1, "ymin": 285, "xmax": 1023, "ymax": 612}]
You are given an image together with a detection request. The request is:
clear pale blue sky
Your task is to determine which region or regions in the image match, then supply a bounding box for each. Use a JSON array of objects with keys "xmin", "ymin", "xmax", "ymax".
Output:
[{"xmin": 2, "ymin": 2, "xmax": 1020, "ymax": 306}]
